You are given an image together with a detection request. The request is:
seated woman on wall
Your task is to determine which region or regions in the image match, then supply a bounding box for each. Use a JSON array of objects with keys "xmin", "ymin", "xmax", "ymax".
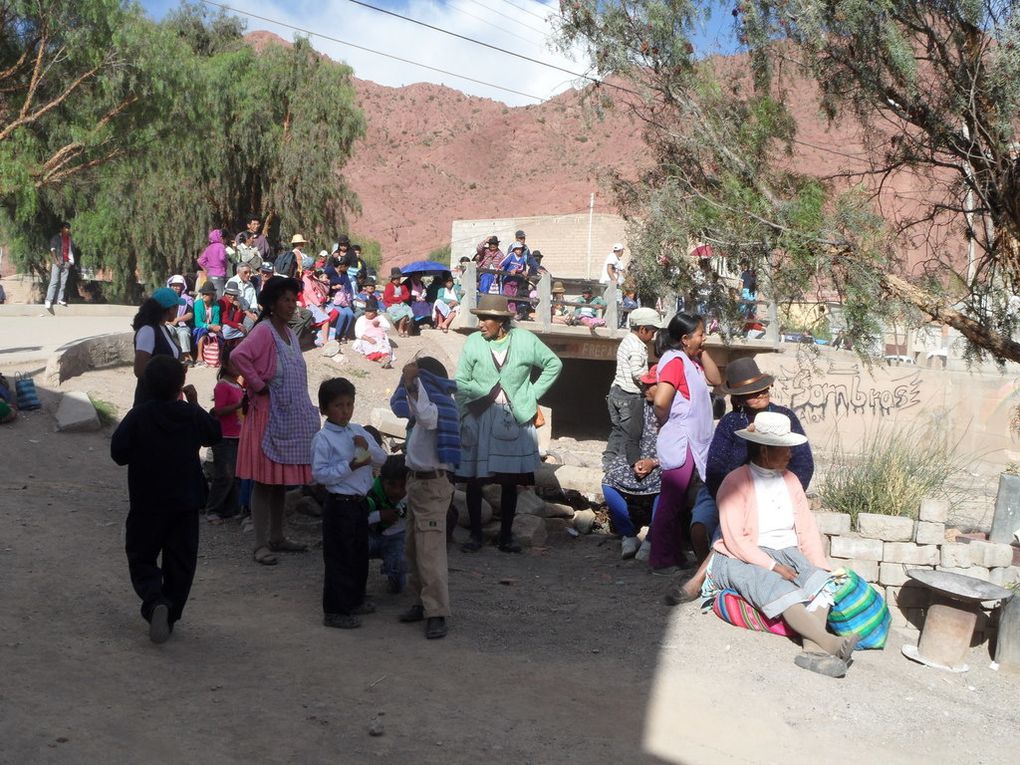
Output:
[
  {"xmin": 300, "ymin": 265, "xmax": 340, "ymax": 347},
  {"xmin": 433, "ymin": 274, "xmax": 460, "ymax": 333},
  {"xmin": 602, "ymin": 365, "xmax": 662, "ymax": 559},
  {"xmin": 193, "ymin": 281, "xmax": 222, "ymax": 365},
  {"xmin": 692, "ymin": 411, "xmax": 859, "ymax": 677},
  {"xmin": 165, "ymin": 275, "xmax": 195, "ymax": 366},
  {"xmin": 219, "ymin": 284, "xmax": 249, "ymax": 347},
  {"xmin": 404, "ymin": 273, "xmax": 434, "ymax": 333},
  {"xmin": 568, "ymin": 285, "xmax": 607, "ymax": 329}
]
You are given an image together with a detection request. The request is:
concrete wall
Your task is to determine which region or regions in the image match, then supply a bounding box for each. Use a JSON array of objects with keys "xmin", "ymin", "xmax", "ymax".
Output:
[{"xmin": 450, "ymin": 212, "xmax": 628, "ymax": 280}]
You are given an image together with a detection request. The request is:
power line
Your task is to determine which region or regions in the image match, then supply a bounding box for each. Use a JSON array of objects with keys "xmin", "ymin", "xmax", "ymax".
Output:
[
  {"xmin": 447, "ymin": 0, "xmax": 546, "ymax": 50},
  {"xmin": 198, "ymin": 0, "xmax": 547, "ymax": 102},
  {"xmin": 463, "ymin": 0, "xmax": 550, "ymax": 37},
  {"xmin": 346, "ymin": 0, "xmax": 595, "ymax": 82},
  {"xmin": 497, "ymin": 0, "xmax": 553, "ymax": 23}
]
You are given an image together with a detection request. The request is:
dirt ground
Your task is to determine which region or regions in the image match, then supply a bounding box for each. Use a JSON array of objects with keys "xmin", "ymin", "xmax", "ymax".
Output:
[{"xmin": 2, "ymin": 330, "xmax": 1019, "ymax": 765}]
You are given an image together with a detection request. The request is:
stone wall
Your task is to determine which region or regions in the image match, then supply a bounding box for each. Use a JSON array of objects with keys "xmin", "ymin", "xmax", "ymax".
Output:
[
  {"xmin": 815, "ymin": 499, "xmax": 1019, "ymax": 641},
  {"xmin": 449, "ymin": 212, "xmax": 628, "ymax": 280}
]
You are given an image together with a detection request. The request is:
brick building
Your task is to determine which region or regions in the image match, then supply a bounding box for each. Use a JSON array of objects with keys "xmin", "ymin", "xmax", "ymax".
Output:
[{"xmin": 449, "ymin": 212, "xmax": 628, "ymax": 280}]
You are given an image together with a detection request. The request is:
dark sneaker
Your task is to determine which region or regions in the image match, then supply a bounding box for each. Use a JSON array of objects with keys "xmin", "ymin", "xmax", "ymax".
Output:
[
  {"xmin": 351, "ymin": 601, "xmax": 376, "ymax": 615},
  {"xmin": 387, "ymin": 576, "xmax": 404, "ymax": 595},
  {"xmin": 497, "ymin": 538, "xmax": 522, "ymax": 554},
  {"xmin": 460, "ymin": 537, "xmax": 483, "ymax": 553},
  {"xmin": 323, "ymin": 613, "xmax": 361, "ymax": 629},
  {"xmin": 149, "ymin": 604, "xmax": 171, "ymax": 644},
  {"xmin": 399, "ymin": 605, "xmax": 425, "ymax": 623},
  {"xmin": 425, "ymin": 616, "xmax": 448, "ymax": 639}
]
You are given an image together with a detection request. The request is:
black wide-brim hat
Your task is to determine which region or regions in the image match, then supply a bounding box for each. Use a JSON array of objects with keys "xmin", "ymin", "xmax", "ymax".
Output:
[
  {"xmin": 257, "ymin": 276, "xmax": 303, "ymax": 310},
  {"xmin": 720, "ymin": 357, "xmax": 775, "ymax": 395}
]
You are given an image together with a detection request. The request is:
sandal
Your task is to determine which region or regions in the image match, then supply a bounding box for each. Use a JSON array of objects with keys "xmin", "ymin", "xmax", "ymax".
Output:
[
  {"xmin": 269, "ymin": 538, "xmax": 308, "ymax": 553},
  {"xmin": 253, "ymin": 546, "xmax": 278, "ymax": 566}
]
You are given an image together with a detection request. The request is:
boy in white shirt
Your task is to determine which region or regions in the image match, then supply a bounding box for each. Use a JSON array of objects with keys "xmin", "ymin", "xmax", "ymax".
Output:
[{"xmin": 311, "ymin": 377, "xmax": 388, "ymax": 629}]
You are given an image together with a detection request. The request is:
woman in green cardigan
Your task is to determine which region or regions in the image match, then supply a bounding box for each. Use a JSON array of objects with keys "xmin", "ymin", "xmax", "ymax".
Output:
[{"xmin": 456, "ymin": 294, "xmax": 563, "ymax": 552}]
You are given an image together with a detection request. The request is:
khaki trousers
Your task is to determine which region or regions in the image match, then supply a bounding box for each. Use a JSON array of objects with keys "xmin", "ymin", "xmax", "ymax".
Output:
[{"xmin": 405, "ymin": 475, "xmax": 454, "ymax": 618}]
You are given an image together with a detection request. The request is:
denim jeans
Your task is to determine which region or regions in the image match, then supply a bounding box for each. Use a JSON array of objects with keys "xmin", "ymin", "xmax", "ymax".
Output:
[{"xmin": 368, "ymin": 529, "xmax": 406, "ymax": 590}]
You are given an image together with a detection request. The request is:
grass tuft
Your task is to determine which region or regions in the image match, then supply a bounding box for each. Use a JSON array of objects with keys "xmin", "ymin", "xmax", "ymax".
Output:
[
  {"xmin": 88, "ymin": 394, "xmax": 119, "ymax": 427},
  {"xmin": 819, "ymin": 423, "xmax": 965, "ymax": 527}
]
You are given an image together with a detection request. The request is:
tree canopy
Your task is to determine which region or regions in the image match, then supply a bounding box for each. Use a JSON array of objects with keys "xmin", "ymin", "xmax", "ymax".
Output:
[
  {"xmin": 557, "ymin": 0, "xmax": 1020, "ymax": 364},
  {"xmin": 1, "ymin": 1, "xmax": 364, "ymax": 296}
]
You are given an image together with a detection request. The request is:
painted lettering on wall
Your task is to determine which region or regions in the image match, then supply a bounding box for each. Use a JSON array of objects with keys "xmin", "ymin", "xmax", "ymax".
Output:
[{"xmin": 774, "ymin": 364, "xmax": 922, "ymax": 422}]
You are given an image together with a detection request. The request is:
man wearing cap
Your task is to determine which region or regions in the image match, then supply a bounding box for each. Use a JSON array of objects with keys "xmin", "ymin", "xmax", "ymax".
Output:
[
  {"xmin": 166, "ymin": 275, "xmax": 196, "ymax": 365},
  {"xmin": 606, "ymin": 307, "xmax": 663, "ymax": 469},
  {"xmin": 219, "ymin": 284, "xmax": 249, "ymax": 343},
  {"xmin": 226, "ymin": 263, "xmax": 259, "ymax": 328},
  {"xmin": 44, "ymin": 221, "xmax": 77, "ymax": 309},
  {"xmin": 600, "ymin": 243, "xmax": 626, "ymax": 287},
  {"xmin": 255, "ymin": 261, "xmax": 275, "ymax": 292}
]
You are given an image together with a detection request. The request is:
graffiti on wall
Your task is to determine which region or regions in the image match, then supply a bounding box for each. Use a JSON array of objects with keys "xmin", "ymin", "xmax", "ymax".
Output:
[{"xmin": 773, "ymin": 364, "xmax": 922, "ymax": 423}]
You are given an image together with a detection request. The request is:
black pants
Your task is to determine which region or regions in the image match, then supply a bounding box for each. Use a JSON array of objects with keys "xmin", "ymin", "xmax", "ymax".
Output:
[
  {"xmin": 125, "ymin": 506, "xmax": 199, "ymax": 624},
  {"xmin": 322, "ymin": 495, "xmax": 369, "ymax": 616},
  {"xmin": 205, "ymin": 438, "xmax": 239, "ymax": 518},
  {"xmin": 605, "ymin": 385, "xmax": 644, "ymax": 468}
]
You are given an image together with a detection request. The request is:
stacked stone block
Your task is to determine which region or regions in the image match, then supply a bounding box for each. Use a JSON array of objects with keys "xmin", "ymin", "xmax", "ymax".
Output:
[{"xmin": 816, "ymin": 497, "xmax": 1018, "ymax": 639}]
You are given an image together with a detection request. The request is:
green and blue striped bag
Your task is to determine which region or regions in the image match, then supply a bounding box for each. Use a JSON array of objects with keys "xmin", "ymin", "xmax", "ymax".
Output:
[{"xmin": 827, "ymin": 570, "xmax": 890, "ymax": 649}]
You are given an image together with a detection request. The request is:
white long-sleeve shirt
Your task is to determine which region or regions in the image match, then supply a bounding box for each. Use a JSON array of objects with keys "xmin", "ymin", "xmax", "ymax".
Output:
[
  {"xmin": 311, "ymin": 420, "xmax": 388, "ymax": 496},
  {"xmin": 404, "ymin": 384, "xmax": 451, "ymax": 473}
]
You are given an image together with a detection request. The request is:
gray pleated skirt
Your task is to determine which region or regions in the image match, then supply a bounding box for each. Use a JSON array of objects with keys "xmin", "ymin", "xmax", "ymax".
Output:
[
  {"xmin": 455, "ymin": 403, "xmax": 539, "ymax": 484},
  {"xmin": 707, "ymin": 547, "xmax": 830, "ymax": 619}
]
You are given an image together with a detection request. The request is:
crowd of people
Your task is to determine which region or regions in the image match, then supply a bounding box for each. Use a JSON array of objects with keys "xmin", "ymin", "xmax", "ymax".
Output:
[
  {"xmin": 106, "ymin": 215, "xmax": 866, "ymax": 679},
  {"xmin": 600, "ymin": 308, "xmax": 864, "ymax": 678}
]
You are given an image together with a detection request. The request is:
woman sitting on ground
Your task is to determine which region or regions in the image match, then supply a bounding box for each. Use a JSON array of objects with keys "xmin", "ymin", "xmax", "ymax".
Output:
[
  {"xmin": 695, "ymin": 411, "xmax": 859, "ymax": 677},
  {"xmin": 300, "ymin": 266, "xmax": 340, "ymax": 347},
  {"xmin": 352, "ymin": 297, "xmax": 395, "ymax": 369},
  {"xmin": 688, "ymin": 357, "xmax": 813, "ymax": 562},
  {"xmin": 602, "ymin": 365, "xmax": 661, "ymax": 559}
]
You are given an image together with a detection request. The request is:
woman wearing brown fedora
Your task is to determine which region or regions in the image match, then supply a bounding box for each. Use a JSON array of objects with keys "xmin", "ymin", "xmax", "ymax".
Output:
[
  {"xmin": 455, "ymin": 294, "xmax": 562, "ymax": 552},
  {"xmin": 667, "ymin": 356, "xmax": 813, "ymax": 599}
]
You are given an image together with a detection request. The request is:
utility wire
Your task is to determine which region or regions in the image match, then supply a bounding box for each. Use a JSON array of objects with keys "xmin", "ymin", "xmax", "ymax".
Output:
[
  {"xmin": 497, "ymin": 0, "xmax": 553, "ymax": 23},
  {"xmin": 447, "ymin": 0, "xmax": 546, "ymax": 50},
  {"xmin": 343, "ymin": 0, "xmax": 634, "ymax": 94},
  {"xmin": 463, "ymin": 0, "xmax": 550, "ymax": 36},
  {"xmin": 199, "ymin": 0, "xmax": 547, "ymax": 102}
]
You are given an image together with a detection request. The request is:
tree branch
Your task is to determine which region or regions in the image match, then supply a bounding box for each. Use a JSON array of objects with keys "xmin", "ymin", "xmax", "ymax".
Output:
[{"xmin": 0, "ymin": 60, "xmax": 104, "ymax": 143}]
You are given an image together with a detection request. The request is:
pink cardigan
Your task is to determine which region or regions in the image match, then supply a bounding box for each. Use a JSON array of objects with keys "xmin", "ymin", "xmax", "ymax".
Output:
[
  {"xmin": 712, "ymin": 465, "xmax": 829, "ymax": 571},
  {"xmin": 231, "ymin": 321, "xmax": 282, "ymax": 393}
]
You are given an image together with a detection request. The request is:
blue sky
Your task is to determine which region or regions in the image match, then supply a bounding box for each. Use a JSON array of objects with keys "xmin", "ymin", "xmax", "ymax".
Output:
[{"xmin": 139, "ymin": 1, "xmax": 736, "ymax": 105}]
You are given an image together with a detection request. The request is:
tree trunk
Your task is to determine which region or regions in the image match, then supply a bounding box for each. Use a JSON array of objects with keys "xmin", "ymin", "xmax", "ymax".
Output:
[{"xmin": 880, "ymin": 272, "xmax": 1020, "ymax": 364}]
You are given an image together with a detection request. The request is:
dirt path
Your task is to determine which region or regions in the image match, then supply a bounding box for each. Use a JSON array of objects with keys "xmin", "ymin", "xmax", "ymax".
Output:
[{"xmin": 1, "ymin": 335, "xmax": 1018, "ymax": 764}]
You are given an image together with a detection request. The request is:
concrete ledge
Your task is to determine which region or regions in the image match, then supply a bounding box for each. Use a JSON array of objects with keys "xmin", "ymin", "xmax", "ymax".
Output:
[
  {"xmin": 0, "ymin": 304, "xmax": 136, "ymax": 318},
  {"xmin": 44, "ymin": 331, "xmax": 134, "ymax": 385}
]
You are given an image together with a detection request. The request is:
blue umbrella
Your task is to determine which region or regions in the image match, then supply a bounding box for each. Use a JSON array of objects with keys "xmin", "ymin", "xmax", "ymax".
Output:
[{"xmin": 400, "ymin": 260, "xmax": 450, "ymax": 275}]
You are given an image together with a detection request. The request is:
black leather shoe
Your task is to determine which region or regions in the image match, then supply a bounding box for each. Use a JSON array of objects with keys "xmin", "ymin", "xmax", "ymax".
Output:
[
  {"xmin": 425, "ymin": 616, "xmax": 448, "ymax": 639},
  {"xmin": 399, "ymin": 604, "xmax": 425, "ymax": 623},
  {"xmin": 498, "ymin": 538, "xmax": 522, "ymax": 553}
]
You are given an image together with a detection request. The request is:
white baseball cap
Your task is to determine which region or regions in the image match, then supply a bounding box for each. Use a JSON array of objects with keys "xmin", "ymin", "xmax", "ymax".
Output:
[{"xmin": 612, "ymin": 243, "xmax": 624, "ymax": 252}]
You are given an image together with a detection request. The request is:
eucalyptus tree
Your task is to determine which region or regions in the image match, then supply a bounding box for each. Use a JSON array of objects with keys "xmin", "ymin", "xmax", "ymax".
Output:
[{"xmin": 557, "ymin": 0, "xmax": 1020, "ymax": 363}]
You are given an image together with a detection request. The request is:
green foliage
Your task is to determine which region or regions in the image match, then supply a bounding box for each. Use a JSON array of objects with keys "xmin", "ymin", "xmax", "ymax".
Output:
[
  {"xmin": 427, "ymin": 243, "xmax": 452, "ymax": 263},
  {"xmin": 819, "ymin": 424, "xmax": 964, "ymax": 526},
  {"xmin": 88, "ymin": 394, "xmax": 119, "ymax": 427},
  {"xmin": 1, "ymin": 1, "xmax": 365, "ymax": 294}
]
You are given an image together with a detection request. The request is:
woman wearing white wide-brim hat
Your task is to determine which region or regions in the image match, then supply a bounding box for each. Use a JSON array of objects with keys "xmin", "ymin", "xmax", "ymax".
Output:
[{"xmin": 697, "ymin": 411, "xmax": 861, "ymax": 677}]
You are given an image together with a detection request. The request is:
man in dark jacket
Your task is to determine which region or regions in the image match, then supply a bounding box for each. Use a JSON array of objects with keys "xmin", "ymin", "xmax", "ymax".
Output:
[
  {"xmin": 111, "ymin": 356, "xmax": 221, "ymax": 643},
  {"xmin": 45, "ymin": 221, "xmax": 77, "ymax": 310}
]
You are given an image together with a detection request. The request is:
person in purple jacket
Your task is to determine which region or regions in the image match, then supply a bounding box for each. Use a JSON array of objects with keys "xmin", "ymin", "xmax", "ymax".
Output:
[{"xmin": 198, "ymin": 229, "xmax": 228, "ymax": 298}]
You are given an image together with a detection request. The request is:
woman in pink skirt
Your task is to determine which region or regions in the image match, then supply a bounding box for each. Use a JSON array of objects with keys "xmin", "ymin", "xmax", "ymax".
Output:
[{"xmin": 232, "ymin": 276, "xmax": 321, "ymax": 565}]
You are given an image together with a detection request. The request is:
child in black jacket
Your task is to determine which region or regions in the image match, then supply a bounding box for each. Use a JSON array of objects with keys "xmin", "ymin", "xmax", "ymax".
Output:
[{"xmin": 111, "ymin": 355, "xmax": 221, "ymax": 643}]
